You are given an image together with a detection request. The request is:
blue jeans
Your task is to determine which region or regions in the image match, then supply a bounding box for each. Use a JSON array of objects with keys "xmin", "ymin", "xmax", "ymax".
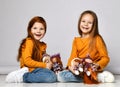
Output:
[
  {"xmin": 23, "ymin": 68, "xmax": 57, "ymax": 83},
  {"xmin": 57, "ymin": 70, "xmax": 83, "ymax": 82}
]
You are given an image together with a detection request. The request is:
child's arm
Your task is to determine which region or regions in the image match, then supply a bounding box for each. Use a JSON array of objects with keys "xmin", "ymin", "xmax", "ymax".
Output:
[
  {"xmin": 95, "ymin": 36, "xmax": 110, "ymax": 71},
  {"xmin": 22, "ymin": 39, "xmax": 46, "ymax": 68}
]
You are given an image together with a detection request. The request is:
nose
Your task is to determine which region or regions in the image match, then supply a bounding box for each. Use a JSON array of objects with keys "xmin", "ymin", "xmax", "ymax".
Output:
[
  {"xmin": 37, "ymin": 29, "xmax": 41, "ymax": 33},
  {"xmin": 84, "ymin": 22, "xmax": 88, "ymax": 26}
]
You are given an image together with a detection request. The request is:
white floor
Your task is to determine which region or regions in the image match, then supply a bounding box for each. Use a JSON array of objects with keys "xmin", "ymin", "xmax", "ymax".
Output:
[{"xmin": 0, "ymin": 74, "xmax": 120, "ymax": 87}]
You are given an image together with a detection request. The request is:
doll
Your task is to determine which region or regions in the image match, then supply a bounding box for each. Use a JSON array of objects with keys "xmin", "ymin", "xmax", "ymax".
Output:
[
  {"xmin": 71, "ymin": 56, "xmax": 99, "ymax": 84},
  {"xmin": 82, "ymin": 56, "xmax": 99, "ymax": 84},
  {"xmin": 42, "ymin": 54, "xmax": 51, "ymax": 63},
  {"xmin": 42, "ymin": 53, "xmax": 53, "ymax": 70},
  {"xmin": 71, "ymin": 58, "xmax": 83, "ymax": 76},
  {"xmin": 50, "ymin": 53, "xmax": 63, "ymax": 74}
]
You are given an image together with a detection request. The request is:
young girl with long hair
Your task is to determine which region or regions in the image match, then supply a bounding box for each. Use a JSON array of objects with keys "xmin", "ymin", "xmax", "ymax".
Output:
[
  {"xmin": 6, "ymin": 16, "xmax": 57, "ymax": 83},
  {"xmin": 57, "ymin": 10, "xmax": 114, "ymax": 83}
]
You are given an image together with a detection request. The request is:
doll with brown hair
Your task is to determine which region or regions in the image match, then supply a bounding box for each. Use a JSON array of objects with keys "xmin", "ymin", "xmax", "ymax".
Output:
[
  {"xmin": 42, "ymin": 53, "xmax": 54, "ymax": 70},
  {"xmin": 50, "ymin": 53, "xmax": 63, "ymax": 74},
  {"xmin": 42, "ymin": 54, "xmax": 51, "ymax": 63},
  {"xmin": 71, "ymin": 58, "xmax": 83, "ymax": 76},
  {"xmin": 71, "ymin": 55, "xmax": 99, "ymax": 84},
  {"xmin": 82, "ymin": 56, "xmax": 99, "ymax": 84}
]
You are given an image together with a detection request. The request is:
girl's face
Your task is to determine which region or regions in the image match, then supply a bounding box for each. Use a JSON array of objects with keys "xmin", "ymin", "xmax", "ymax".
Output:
[
  {"xmin": 31, "ymin": 22, "xmax": 45, "ymax": 40},
  {"xmin": 80, "ymin": 14, "xmax": 94, "ymax": 37}
]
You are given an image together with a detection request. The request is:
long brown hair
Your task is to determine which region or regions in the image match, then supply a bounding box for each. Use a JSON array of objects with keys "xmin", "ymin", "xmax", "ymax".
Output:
[
  {"xmin": 78, "ymin": 10, "xmax": 107, "ymax": 51},
  {"xmin": 17, "ymin": 16, "xmax": 47, "ymax": 61}
]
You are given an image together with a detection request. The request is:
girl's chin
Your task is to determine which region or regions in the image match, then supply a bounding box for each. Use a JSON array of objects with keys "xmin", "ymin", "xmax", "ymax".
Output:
[
  {"xmin": 34, "ymin": 37, "xmax": 42, "ymax": 40},
  {"xmin": 84, "ymin": 31, "xmax": 89, "ymax": 33}
]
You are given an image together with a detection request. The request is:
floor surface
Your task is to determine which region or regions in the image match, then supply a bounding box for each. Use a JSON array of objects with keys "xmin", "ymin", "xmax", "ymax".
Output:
[{"xmin": 0, "ymin": 74, "xmax": 120, "ymax": 87}]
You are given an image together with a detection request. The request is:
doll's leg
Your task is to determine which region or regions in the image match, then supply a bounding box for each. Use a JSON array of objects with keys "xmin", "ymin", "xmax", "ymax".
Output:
[
  {"xmin": 23, "ymin": 68, "xmax": 57, "ymax": 83},
  {"xmin": 97, "ymin": 71, "xmax": 115, "ymax": 83},
  {"xmin": 57, "ymin": 70, "xmax": 83, "ymax": 82}
]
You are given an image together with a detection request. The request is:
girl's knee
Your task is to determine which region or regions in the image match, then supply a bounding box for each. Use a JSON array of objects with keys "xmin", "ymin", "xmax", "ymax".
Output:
[
  {"xmin": 47, "ymin": 72, "xmax": 57, "ymax": 83},
  {"xmin": 57, "ymin": 70, "xmax": 70, "ymax": 82},
  {"xmin": 23, "ymin": 72, "xmax": 30, "ymax": 83},
  {"xmin": 23, "ymin": 70, "xmax": 57, "ymax": 83},
  {"xmin": 45, "ymin": 75, "xmax": 57, "ymax": 83}
]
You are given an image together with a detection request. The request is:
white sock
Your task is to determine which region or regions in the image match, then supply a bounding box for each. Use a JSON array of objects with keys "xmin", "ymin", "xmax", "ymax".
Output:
[
  {"xmin": 97, "ymin": 71, "xmax": 115, "ymax": 83},
  {"xmin": 5, "ymin": 67, "xmax": 29, "ymax": 83}
]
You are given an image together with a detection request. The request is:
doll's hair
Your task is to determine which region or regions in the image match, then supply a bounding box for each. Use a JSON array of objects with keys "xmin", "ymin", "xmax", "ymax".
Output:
[
  {"xmin": 71, "ymin": 58, "xmax": 82, "ymax": 66},
  {"xmin": 51, "ymin": 53, "xmax": 61, "ymax": 59},
  {"xmin": 50, "ymin": 53, "xmax": 63, "ymax": 66},
  {"xmin": 43, "ymin": 53, "xmax": 50, "ymax": 58}
]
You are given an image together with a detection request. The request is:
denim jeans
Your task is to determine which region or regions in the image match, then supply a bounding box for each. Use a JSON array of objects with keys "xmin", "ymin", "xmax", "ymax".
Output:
[
  {"xmin": 57, "ymin": 70, "xmax": 83, "ymax": 82},
  {"xmin": 23, "ymin": 68, "xmax": 57, "ymax": 83}
]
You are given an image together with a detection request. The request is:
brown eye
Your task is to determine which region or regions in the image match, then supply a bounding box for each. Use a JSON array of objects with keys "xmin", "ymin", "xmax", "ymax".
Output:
[
  {"xmin": 33, "ymin": 27, "xmax": 37, "ymax": 29},
  {"xmin": 88, "ymin": 22, "xmax": 93, "ymax": 24},
  {"xmin": 40, "ymin": 28, "xmax": 45, "ymax": 30},
  {"xmin": 81, "ymin": 20, "xmax": 85, "ymax": 23}
]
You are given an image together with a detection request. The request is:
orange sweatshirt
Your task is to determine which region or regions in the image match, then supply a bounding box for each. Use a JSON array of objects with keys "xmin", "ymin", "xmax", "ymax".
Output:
[
  {"xmin": 67, "ymin": 36, "xmax": 110, "ymax": 71},
  {"xmin": 20, "ymin": 38, "xmax": 47, "ymax": 72}
]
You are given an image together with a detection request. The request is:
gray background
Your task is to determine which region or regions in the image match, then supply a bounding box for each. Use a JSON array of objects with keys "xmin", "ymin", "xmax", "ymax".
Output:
[{"xmin": 0, "ymin": 0, "xmax": 120, "ymax": 74}]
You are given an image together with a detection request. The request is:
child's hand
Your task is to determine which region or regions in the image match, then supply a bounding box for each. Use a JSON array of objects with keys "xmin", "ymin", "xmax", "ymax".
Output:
[
  {"xmin": 42, "ymin": 54, "xmax": 53, "ymax": 69},
  {"xmin": 85, "ymin": 58, "xmax": 93, "ymax": 63},
  {"xmin": 68, "ymin": 66, "xmax": 76, "ymax": 74},
  {"xmin": 92, "ymin": 63, "xmax": 99, "ymax": 71},
  {"xmin": 46, "ymin": 61, "xmax": 53, "ymax": 70},
  {"xmin": 69, "ymin": 58, "xmax": 81, "ymax": 74},
  {"xmin": 71, "ymin": 59, "xmax": 79, "ymax": 67},
  {"xmin": 69, "ymin": 62, "xmax": 79, "ymax": 74}
]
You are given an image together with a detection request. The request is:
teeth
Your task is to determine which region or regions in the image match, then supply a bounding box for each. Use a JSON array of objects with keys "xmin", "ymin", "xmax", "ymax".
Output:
[
  {"xmin": 36, "ymin": 34, "xmax": 41, "ymax": 36},
  {"xmin": 84, "ymin": 28, "xmax": 88, "ymax": 30}
]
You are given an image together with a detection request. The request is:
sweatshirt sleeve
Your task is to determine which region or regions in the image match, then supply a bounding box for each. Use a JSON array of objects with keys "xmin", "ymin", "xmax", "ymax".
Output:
[
  {"xmin": 22, "ymin": 39, "xmax": 46, "ymax": 68},
  {"xmin": 67, "ymin": 37, "xmax": 78, "ymax": 67},
  {"xmin": 96, "ymin": 36, "xmax": 110, "ymax": 71}
]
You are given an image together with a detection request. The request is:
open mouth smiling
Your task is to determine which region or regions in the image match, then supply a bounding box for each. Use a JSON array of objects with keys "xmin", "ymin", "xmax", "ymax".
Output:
[
  {"xmin": 83, "ymin": 27, "xmax": 89, "ymax": 30},
  {"xmin": 36, "ymin": 34, "xmax": 41, "ymax": 36}
]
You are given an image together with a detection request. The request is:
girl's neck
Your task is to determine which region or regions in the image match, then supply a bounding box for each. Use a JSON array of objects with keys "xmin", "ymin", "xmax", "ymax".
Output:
[{"xmin": 81, "ymin": 34, "xmax": 90, "ymax": 38}]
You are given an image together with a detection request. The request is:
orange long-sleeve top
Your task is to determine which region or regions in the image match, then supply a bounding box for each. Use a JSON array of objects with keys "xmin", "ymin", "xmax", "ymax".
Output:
[
  {"xmin": 67, "ymin": 35, "xmax": 110, "ymax": 71},
  {"xmin": 20, "ymin": 38, "xmax": 47, "ymax": 72}
]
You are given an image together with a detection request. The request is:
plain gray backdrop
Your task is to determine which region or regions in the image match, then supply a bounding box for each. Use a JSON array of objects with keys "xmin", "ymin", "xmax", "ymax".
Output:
[{"xmin": 0, "ymin": 0, "xmax": 120, "ymax": 74}]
